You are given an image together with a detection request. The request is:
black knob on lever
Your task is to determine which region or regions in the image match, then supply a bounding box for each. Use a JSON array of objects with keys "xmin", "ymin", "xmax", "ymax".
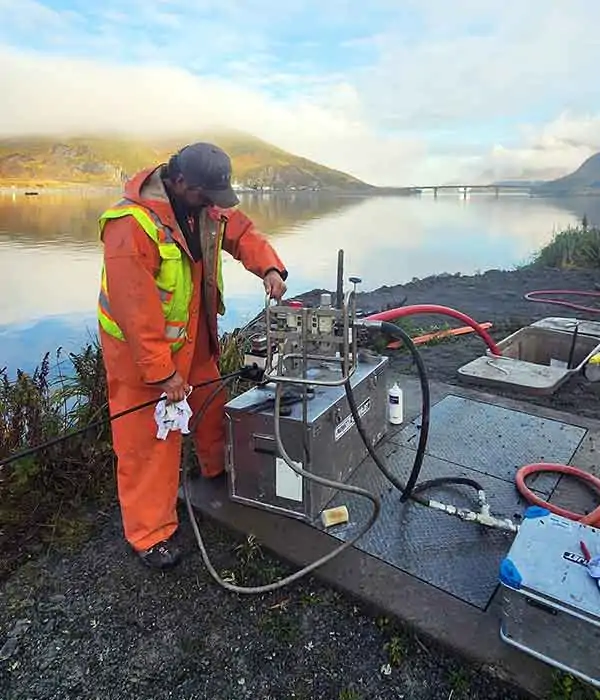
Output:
[{"xmin": 349, "ymin": 277, "xmax": 362, "ymax": 285}]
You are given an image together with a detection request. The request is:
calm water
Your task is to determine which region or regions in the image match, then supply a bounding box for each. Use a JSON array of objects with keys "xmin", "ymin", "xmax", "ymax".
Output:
[{"xmin": 0, "ymin": 189, "xmax": 596, "ymax": 374}]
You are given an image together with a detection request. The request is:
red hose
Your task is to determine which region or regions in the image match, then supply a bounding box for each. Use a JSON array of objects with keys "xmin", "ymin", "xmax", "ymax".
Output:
[
  {"xmin": 515, "ymin": 463, "xmax": 600, "ymax": 526},
  {"xmin": 365, "ymin": 303, "xmax": 600, "ymax": 523},
  {"xmin": 524, "ymin": 289, "xmax": 600, "ymax": 315},
  {"xmin": 365, "ymin": 304, "xmax": 502, "ymax": 356},
  {"xmin": 518, "ymin": 290, "xmax": 600, "ymax": 523}
]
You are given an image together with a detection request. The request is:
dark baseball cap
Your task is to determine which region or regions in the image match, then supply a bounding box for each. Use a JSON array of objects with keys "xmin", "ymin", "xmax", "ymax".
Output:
[{"xmin": 175, "ymin": 142, "xmax": 240, "ymax": 208}]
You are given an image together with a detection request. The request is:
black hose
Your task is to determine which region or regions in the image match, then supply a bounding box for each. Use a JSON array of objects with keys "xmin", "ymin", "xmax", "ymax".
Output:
[
  {"xmin": 345, "ymin": 319, "xmax": 484, "ymax": 505},
  {"xmin": 0, "ymin": 370, "xmax": 244, "ymax": 469},
  {"xmin": 567, "ymin": 324, "xmax": 579, "ymax": 370}
]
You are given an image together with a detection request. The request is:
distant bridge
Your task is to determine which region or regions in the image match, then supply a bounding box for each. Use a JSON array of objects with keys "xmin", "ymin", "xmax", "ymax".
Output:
[{"xmin": 410, "ymin": 183, "xmax": 533, "ymax": 198}]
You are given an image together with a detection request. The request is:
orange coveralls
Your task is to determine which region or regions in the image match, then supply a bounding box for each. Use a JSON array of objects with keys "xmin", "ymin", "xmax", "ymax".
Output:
[{"xmin": 98, "ymin": 167, "xmax": 286, "ymax": 552}]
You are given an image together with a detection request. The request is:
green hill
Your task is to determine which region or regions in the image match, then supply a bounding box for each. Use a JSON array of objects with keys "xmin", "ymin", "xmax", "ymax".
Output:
[
  {"xmin": 0, "ymin": 130, "xmax": 375, "ymax": 192},
  {"xmin": 531, "ymin": 152, "xmax": 600, "ymax": 196}
]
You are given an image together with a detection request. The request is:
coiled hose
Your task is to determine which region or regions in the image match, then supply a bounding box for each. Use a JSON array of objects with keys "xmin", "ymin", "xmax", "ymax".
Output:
[
  {"xmin": 524, "ymin": 289, "xmax": 600, "ymax": 315},
  {"xmin": 515, "ymin": 463, "xmax": 600, "ymax": 527}
]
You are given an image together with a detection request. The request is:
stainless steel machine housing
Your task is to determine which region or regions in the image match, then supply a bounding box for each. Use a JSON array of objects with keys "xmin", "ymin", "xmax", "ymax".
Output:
[{"xmin": 225, "ymin": 355, "xmax": 390, "ymax": 521}]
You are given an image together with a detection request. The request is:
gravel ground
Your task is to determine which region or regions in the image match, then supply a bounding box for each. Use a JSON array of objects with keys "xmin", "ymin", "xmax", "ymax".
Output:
[
  {"xmin": 2, "ymin": 265, "xmax": 600, "ymax": 700},
  {"xmin": 0, "ymin": 506, "xmax": 531, "ymax": 700}
]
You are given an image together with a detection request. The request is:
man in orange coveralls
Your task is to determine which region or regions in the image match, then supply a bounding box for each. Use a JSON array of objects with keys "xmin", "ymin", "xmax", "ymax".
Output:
[{"xmin": 96, "ymin": 142, "xmax": 287, "ymax": 569}]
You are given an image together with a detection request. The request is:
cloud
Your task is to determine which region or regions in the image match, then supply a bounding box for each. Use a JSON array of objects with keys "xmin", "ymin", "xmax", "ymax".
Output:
[
  {"xmin": 355, "ymin": 0, "xmax": 600, "ymax": 131},
  {"xmin": 1, "ymin": 0, "xmax": 600, "ymax": 184},
  {"xmin": 466, "ymin": 113, "xmax": 600, "ymax": 182},
  {"xmin": 0, "ymin": 44, "xmax": 423, "ymax": 186}
]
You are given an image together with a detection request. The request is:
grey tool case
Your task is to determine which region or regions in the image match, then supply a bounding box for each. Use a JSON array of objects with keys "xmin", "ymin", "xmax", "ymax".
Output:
[{"xmin": 499, "ymin": 506, "xmax": 600, "ymax": 688}]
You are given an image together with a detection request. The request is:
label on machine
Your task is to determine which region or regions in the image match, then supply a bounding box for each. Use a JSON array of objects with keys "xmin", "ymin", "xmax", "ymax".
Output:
[
  {"xmin": 275, "ymin": 457, "xmax": 304, "ymax": 502},
  {"xmin": 334, "ymin": 397, "xmax": 371, "ymax": 442}
]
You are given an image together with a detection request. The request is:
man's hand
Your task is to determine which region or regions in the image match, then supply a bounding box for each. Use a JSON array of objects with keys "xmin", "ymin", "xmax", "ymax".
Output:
[
  {"xmin": 156, "ymin": 371, "xmax": 190, "ymax": 403},
  {"xmin": 264, "ymin": 270, "xmax": 287, "ymax": 301}
]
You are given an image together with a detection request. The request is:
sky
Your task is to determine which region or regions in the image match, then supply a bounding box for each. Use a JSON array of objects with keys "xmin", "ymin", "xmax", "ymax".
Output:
[{"xmin": 1, "ymin": 0, "xmax": 600, "ymax": 185}]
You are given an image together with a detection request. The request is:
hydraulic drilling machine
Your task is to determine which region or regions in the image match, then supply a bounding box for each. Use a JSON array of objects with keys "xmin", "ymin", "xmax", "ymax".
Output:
[{"xmin": 224, "ymin": 251, "xmax": 390, "ymax": 525}]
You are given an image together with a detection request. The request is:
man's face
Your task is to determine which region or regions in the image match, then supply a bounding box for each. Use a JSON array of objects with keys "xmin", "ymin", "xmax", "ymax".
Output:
[{"xmin": 171, "ymin": 177, "xmax": 213, "ymax": 210}]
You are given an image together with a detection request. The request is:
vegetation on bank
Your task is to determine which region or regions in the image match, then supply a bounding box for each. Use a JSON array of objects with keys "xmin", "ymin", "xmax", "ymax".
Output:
[
  {"xmin": 0, "ymin": 345, "xmax": 114, "ymax": 577},
  {"xmin": 528, "ymin": 224, "xmax": 600, "ymax": 269},
  {"xmin": 0, "ymin": 344, "xmax": 112, "ymax": 580},
  {"xmin": 0, "ymin": 332, "xmax": 248, "ymax": 581}
]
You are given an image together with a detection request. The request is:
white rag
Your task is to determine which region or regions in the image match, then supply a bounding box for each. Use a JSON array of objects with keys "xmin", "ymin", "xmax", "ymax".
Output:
[{"xmin": 154, "ymin": 392, "xmax": 193, "ymax": 440}]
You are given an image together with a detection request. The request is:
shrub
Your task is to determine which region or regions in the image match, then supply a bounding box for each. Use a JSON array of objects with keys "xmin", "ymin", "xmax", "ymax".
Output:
[
  {"xmin": 529, "ymin": 226, "xmax": 600, "ymax": 269},
  {"xmin": 0, "ymin": 332, "xmax": 250, "ymax": 581},
  {"xmin": 0, "ymin": 343, "xmax": 112, "ymax": 580}
]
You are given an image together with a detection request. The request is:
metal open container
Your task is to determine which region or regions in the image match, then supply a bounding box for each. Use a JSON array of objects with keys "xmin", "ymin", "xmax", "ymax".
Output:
[{"xmin": 457, "ymin": 317, "xmax": 600, "ymax": 395}]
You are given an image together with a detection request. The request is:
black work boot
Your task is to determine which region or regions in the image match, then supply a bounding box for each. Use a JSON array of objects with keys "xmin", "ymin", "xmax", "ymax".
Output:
[{"xmin": 138, "ymin": 539, "xmax": 182, "ymax": 570}]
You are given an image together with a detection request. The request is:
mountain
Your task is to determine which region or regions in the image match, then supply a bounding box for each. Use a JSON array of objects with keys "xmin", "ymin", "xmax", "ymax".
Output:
[
  {"xmin": 530, "ymin": 152, "xmax": 600, "ymax": 196},
  {"xmin": 0, "ymin": 131, "xmax": 377, "ymax": 192}
]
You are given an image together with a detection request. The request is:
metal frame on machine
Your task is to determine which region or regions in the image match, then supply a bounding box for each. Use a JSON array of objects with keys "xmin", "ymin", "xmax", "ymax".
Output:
[
  {"xmin": 261, "ymin": 253, "xmax": 362, "ymax": 485},
  {"xmin": 263, "ymin": 288, "xmax": 358, "ymax": 387}
]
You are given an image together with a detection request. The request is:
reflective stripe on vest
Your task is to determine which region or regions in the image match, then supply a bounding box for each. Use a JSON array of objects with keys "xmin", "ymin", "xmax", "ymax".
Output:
[{"xmin": 97, "ymin": 199, "xmax": 195, "ymax": 352}]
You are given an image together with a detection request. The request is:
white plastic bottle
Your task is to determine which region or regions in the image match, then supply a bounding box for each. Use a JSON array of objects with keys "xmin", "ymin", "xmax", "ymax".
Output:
[{"xmin": 388, "ymin": 382, "xmax": 403, "ymax": 424}]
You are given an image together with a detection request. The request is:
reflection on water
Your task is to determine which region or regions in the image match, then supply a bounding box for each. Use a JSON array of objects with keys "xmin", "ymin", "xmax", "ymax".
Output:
[
  {"xmin": 0, "ymin": 188, "xmax": 593, "ymax": 374},
  {"xmin": 0, "ymin": 189, "xmax": 357, "ymax": 245}
]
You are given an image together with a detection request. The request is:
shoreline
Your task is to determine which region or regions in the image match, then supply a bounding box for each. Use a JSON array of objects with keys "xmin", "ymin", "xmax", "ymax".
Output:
[
  {"xmin": 0, "ymin": 184, "xmax": 417, "ymax": 197},
  {"xmin": 0, "ymin": 184, "xmax": 122, "ymax": 195},
  {"xmin": 2, "ymin": 181, "xmax": 599, "ymax": 198},
  {"xmin": 298, "ymin": 263, "xmax": 600, "ymax": 324}
]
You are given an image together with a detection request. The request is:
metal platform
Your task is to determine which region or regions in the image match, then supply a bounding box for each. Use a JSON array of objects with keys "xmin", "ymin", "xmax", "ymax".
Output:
[
  {"xmin": 317, "ymin": 394, "xmax": 587, "ymax": 610},
  {"xmin": 394, "ymin": 394, "xmax": 583, "ymax": 490}
]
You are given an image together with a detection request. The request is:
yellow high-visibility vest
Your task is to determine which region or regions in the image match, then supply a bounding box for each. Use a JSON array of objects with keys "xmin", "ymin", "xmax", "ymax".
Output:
[{"xmin": 97, "ymin": 198, "xmax": 225, "ymax": 351}]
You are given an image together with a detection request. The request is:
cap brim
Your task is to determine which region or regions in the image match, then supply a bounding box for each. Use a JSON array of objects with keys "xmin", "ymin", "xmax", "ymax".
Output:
[{"xmin": 205, "ymin": 187, "xmax": 239, "ymax": 209}]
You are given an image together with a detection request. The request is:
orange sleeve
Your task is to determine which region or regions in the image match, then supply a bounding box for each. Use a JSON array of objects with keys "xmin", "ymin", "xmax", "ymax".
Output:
[
  {"xmin": 102, "ymin": 216, "xmax": 176, "ymax": 384},
  {"xmin": 220, "ymin": 209, "xmax": 287, "ymax": 279}
]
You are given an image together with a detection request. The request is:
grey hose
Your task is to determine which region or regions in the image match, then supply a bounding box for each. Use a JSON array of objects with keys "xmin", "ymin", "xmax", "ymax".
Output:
[{"xmin": 183, "ymin": 378, "xmax": 381, "ymax": 594}]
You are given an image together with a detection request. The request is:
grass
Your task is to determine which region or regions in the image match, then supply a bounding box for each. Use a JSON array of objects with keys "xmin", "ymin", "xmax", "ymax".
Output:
[
  {"xmin": 550, "ymin": 672, "xmax": 600, "ymax": 700},
  {"xmin": 0, "ymin": 331, "xmax": 248, "ymax": 582},
  {"xmin": 527, "ymin": 225, "xmax": 600, "ymax": 269}
]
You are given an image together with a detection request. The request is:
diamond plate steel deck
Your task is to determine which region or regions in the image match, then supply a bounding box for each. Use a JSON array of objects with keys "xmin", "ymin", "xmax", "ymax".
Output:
[
  {"xmin": 391, "ymin": 394, "xmax": 586, "ymax": 492},
  {"xmin": 318, "ymin": 395, "xmax": 587, "ymax": 610}
]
